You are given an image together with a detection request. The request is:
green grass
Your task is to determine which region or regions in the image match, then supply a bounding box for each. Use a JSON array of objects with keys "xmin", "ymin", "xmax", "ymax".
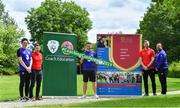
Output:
[
  {"xmin": 67, "ymin": 94, "xmax": 180, "ymax": 107},
  {"xmin": 34, "ymin": 94, "xmax": 180, "ymax": 107},
  {"xmin": 0, "ymin": 75, "xmax": 94, "ymax": 101},
  {"xmin": 0, "ymin": 75, "xmax": 19, "ymax": 101},
  {"xmin": 147, "ymin": 75, "xmax": 180, "ymax": 93},
  {"xmin": 77, "ymin": 74, "xmax": 94, "ymax": 96},
  {"xmin": 0, "ymin": 74, "xmax": 180, "ymax": 102}
]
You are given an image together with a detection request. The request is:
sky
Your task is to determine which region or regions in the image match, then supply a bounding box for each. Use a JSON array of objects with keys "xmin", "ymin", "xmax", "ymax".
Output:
[{"xmin": 1, "ymin": 0, "xmax": 151, "ymax": 43}]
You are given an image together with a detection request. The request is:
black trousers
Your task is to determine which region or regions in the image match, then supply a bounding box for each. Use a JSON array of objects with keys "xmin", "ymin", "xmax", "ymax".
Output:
[
  {"xmin": 143, "ymin": 69, "xmax": 156, "ymax": 95},
  {"xmin": 158, "ymin": 69, "xmax": 168, "ymax": 94},
  {"xmin": 29, "ymin": 70, "xmax": 42, "ymax": 98},
  {"xmin": 19, "ymin": 72, "xmax": 30, "ymax": 98}
]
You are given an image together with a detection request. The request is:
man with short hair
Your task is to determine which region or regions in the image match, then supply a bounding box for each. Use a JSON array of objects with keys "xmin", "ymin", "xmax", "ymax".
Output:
[
  {"xmin": 17, "ymin": 38, "xmax": 32, "ymax": 102},
  {"xmin": 140, "ymin": 40, "xmax": 156, "ymax": 96},
  {"xmin": 80, "ymin": 42, "xmax": 98, "ymax": 99},
  {"xmin": 155, "ymin": 43, "xmax": 168, "ymax": 95}
]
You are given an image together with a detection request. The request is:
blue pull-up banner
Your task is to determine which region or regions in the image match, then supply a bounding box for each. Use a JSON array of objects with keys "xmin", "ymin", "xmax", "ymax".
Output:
[{"xmin": 96, "ymin": 34, "xmax": 142, "ymax": 96}]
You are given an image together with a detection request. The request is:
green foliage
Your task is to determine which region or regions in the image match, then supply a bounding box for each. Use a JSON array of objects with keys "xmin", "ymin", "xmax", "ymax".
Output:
[
  {"xmin": 0, "ymin": 25, "xmax": 22, "ymax": 75},
  {"xmin": 0, "ymin": 0, "xmax": 23, "ymax": 75},
  {"xmin": 152, "ymin": 0, "xmax": 164, "ymax": 3},
  {"xmin": 168, "ymin": 61, "xmax": 180, "ymax": 78},
  {"xmin": 138, "ymin": 0, "xmax": 180, "ymax": 63},
  {"xmin": 92, "ymin": 43, "xmax": 97, "ymax": 51},
  {"xmin": 25, "ymin": 0, "xmax": 92, "ymax": 52}
]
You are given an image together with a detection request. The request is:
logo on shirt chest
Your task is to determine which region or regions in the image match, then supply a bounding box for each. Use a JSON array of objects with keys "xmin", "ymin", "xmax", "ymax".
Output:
[
  {"xmin": 26, "ymin": 55, "xmax": 30, "ymax": 60},
  {"xmin": 23, "ymin": 51, "xmax": 30, "ymax": 60}
]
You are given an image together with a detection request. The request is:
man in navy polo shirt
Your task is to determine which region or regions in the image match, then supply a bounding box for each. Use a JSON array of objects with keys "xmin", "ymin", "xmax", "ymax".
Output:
[
  {"xmin": 17, "ymin": 38, "xmax": 32, "ymax": 101},
  {"xmin": 155, "ymin": 43, "xmax": 168, "ymax": 95},
  {"xmin": 80, "ymin": 42, "xmax": 98, "ymax": 99}
]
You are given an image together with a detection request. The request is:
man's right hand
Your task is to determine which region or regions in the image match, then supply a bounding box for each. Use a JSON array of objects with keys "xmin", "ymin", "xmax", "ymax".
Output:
[
  {"xmin": 26, "ymin": 67, "xmax": 31, "ymax": 73},
  {"xmin": 143, "ymin": 66, "xmax": 148, "ymax": 70},
  {"xmin": 80, "ymin": 58, "xmax": 84, "ymax": 64}
]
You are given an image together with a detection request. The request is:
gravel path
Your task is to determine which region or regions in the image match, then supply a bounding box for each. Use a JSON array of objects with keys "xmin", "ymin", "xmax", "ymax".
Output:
[
  {"xmin": 0, "ymin": 96, "xmax": 112, "ymax": 108},
  {"xmin": 1, "ymin": 91, "xmax": 180, "ymax": 108}
]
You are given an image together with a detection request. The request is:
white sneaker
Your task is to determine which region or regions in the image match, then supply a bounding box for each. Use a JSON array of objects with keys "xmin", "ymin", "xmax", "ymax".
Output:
[
  {"xmin": 80, "ymin": 95, "xmax": 86, "ymax": 99},
  {"xmin": 24, "ymin": 96, "xmax": 30, "ymax": 101},
  {"xmin": 95, "ymin": 95, "xmax": 99, "ymax": 99},
  {"xmin": 19, "ymin": 97, "xmax": 27, "ymax": 102},
  {"xmin": 29, "ymin": 97, "xmax": 35, "ymax": 101}
]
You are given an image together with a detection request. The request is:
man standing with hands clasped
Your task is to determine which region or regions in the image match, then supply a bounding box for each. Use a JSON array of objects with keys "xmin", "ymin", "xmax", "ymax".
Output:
[
  {"xmin": 17, "ymin": 38, "xmax": 32, "ymax": 102},
  {"xmin": 155, "ymin": 43, "xmax": 168, "ymax": 95},
  {"xmin": 140, "ymin": 40, "xmax": 156, "ymax": 96}
]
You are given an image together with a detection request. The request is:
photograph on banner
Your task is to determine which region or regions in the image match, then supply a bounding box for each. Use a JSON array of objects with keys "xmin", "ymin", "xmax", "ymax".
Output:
[
  {"xmin": 97, "ymin": 71, "xmax": 142, "ymax": 84},
  {"xmin": 97, "ymin": 34, "xmax": 142, "ymax": 96}
]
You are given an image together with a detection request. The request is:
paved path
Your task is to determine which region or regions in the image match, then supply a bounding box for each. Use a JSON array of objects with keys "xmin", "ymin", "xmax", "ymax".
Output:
[{"xmin": 1, "ymin": 91, "xmax": 180, "ymax": 108}]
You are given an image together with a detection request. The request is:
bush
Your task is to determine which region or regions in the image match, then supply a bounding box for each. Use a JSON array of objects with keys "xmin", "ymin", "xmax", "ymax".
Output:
[
  {"xmin": 168, "ymin": 61, "xmax": 180, "ymax": 78},
  {"xmin": 0, "ymin": 1, "xmax": 23, "ymax": 75},
  {"xmin": 0, "ymin": 67, "xmax": 18, "ymax": 75}
]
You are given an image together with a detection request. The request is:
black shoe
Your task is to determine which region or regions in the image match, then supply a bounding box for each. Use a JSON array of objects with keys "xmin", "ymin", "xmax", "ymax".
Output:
[
  {"xmin": 144, "ymin": 94, "xmax": 149, "ymax": 96},
  {"xmin": 161, "ymin": 93, "xmax": 166, "ymax": 95},
  {"xmin": 153, "ymin": 93, "xmax": 157, "ymax": 96},
  {"xmin": 19, "ymin": 97, "xmax": 25, "ymax": 102}
]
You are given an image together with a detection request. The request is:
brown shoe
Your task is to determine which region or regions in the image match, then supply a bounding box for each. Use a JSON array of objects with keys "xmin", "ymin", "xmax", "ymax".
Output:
[
  {"xmin": 35, "ymin": 97, "xmax": 42, "ymax": 100},
  {"xmin": 153, "ymin": 93, "xmax": 157, "ymax": 96}
]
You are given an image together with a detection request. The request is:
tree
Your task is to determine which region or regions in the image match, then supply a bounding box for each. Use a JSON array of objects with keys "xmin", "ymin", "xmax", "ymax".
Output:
[
  {"xmin": 152, "ymin": 0, "xmax": 164, "ymax": 3},
  {"xmin": 0, "ymin": 0, "xmax": 23, "ymax": 74},
  {"xmin": 137, "ymin": 0, "xmax": 180, "ymax": 62},
  {"xmin": 25, "ymin": 0, "xmax": 92, "ymax": 52}
]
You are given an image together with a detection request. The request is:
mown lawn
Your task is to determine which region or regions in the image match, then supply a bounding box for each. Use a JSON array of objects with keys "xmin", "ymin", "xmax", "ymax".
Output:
[
  {"xmin": 0, "ymin": 75, "xmax": 93, "ymax": 101},
  {"xmin": 0, "ymin": 75, "xmax": 19, "ymax": 101},
  {"xmin": 33, "ymin": 94, "xmax": 180, "ymax": 107},
  {"xmin": 0, "ymin": 74, "xmax": 180, "ymax": 102}
]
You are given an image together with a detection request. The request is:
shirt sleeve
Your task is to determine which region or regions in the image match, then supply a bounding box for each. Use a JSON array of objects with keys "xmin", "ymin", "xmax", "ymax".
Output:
[
  {"xmin": 17, "ymin": 49, "xmax": 21, "ymax": 57},
  {"xmin": 29, "ymin": 49, "xmax": 32, "ymax": 57},
  {"xmin": 94, "ymin": 52, "xmax": 97, "ymax": 58},
  {"xmin": 150, "ymin": 49, "xmax": 155, "ymax": 58},
  {"xmin": 41, "ymin": 53, "xmax": 43, "ymax": 62},
  {"xmin": 31, "ymin": 52, "xmax": 34, "ymax": 60},
  {"xmin": 156, "ymin": 53, "xmax": 165, "ymax": 70}
]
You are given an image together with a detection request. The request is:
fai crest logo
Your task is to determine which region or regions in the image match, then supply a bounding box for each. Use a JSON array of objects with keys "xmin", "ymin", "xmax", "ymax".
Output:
[{"xmin": 47, "ymin": 40, "xmax": 59, "ymax": 54}]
